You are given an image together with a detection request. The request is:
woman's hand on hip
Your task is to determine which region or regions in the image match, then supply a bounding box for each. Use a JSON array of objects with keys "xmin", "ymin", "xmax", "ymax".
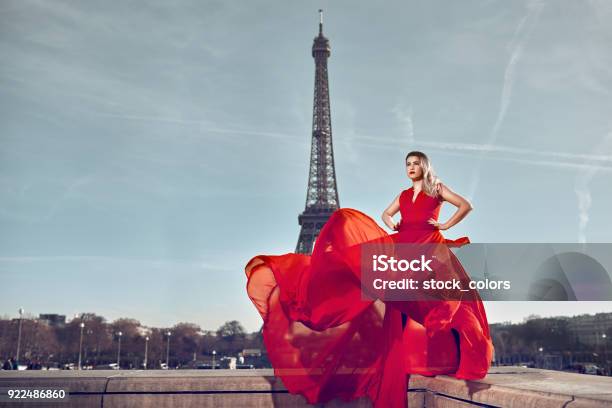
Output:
[{"xmin": 428, "ymin": 218, "xmax": 448, "ymax": 230}]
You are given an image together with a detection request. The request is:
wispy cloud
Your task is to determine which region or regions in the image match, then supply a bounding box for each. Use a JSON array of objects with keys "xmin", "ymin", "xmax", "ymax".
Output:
[
  {"xmin": 40, "ymin": 175, "xmax": 95, "ymax": 222},
  {"xmin": 87, "ymin": 121, "xmax": 612, "ymax": 172},
  {"xmin": 392, "ymin": 102, "xmax": 415, "ymax": 143},
  {"xmin": 78, "ymin": 118, "xmax": 612, "ymax": 171},
  {"xmin": 0, "ymin": 255, "xmax": 233, "ymax": 271},
  {"xmin": 91, "ymin": 113, "xmax": 213, "ymax": 127},
  {"xmin": 0, "ymin": 0, "xmax": 232, "ymax": 129},
  {"xmin": 407, "ymin": 139, "xmax": 612, "ymax": 164},
  {"xmin": 88, "ymin": 112, "xmax": 303, "ymax": 142},
  {"xmin": 467, "ymin": 0, "xmax": 546, "ymax": 200},
  {"xmin": 574, "ymin": 129, "xmax": 612, "ymax": 243},
  {"xmin": 339, "ymin": 133, "xmax": 612, "ymax": 172}
]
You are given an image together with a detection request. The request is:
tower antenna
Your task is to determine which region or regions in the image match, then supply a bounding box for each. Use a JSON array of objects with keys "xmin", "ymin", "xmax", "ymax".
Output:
[{"xmin": 319, "ymin": 9, "xmax": 323, "ymax": 35}]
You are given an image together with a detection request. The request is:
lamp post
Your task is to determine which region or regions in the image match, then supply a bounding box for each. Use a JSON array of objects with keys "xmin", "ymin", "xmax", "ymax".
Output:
[
  {"xmin": 116, "ymin": 331, "xmax": 123, "ymax": 369},
  {"xmin": 212, "ymin": 350, "xmax": 216, "ymax": 370},
  {"xmin": 602, "ymin": 333, "xmax": 608, "ymax": 375},
  {"xmin": 78, "ymin": 322, "xmax": 85, "ymax": 370},
  {"xmin": 16, "ymin": 308, "xmax": 24, "ymax": 364},
  {"xmin": 538, "ymin": 347, "xmax": 544, "ymax": 369},
  {"xmin": 144, "ymin": 336, "xmax": 149, "ymax": 370},
  {"xmin": 165, "ymin": 331, "xmax": 171, "ymax": 369},
  {"xmin": 85, "ymin": 329, "xmax": 92, "ymax": 364}
]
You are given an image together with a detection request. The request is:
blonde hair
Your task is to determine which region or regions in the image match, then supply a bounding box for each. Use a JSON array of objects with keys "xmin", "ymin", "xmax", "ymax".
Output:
[{"xmin": 405, "ymin": 151, "xmax": 441, "ymax": 197}]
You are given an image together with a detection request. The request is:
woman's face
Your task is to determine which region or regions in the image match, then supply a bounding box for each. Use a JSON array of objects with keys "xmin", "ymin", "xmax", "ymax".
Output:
[{"xmin": 406, "ymin": 156, "xmax": 424, "ymax": 181}]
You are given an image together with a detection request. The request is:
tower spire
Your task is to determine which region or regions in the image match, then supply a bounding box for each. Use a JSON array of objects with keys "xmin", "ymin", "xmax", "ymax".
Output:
[
  {"xmin": 295, "ymin": 11, "xmax": 340, "ymax": 254},
  {"xmin": 319, "ymin": 9, "xmax": 323, "ymax": 35}
]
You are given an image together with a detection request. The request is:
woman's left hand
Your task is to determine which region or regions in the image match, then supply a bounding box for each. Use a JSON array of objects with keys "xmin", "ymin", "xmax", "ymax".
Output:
[{"xmin": 428, "ymin": 218, "xmax": 448, "ymax": 230}]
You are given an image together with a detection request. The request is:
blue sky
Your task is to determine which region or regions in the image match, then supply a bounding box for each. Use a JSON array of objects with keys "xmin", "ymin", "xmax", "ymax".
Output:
[{"xmin": 1, "ymin": 0, "xmax": 611, "ymax": 332}]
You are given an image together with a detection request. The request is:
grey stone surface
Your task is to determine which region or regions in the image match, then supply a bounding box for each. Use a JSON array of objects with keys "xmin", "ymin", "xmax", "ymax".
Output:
[
  {"xmin": 417, "ymin": 367, "xmax": 612, "ymax": 407},
  {"xmin": 425, "ymin": 392, "xmax": 481, "ymax": 408},
  {"xmin": 0, "ymin": 374, "xmax": 105, "ymax": 408},
  {"xmin": 0, "ymin": 367, "xmax": 610, "ymax": 407}
]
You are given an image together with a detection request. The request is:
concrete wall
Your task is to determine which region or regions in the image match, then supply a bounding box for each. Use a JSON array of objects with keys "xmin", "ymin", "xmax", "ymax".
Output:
[{"xmin": 1, "ymin": 367, "xmax": 611, "ymax": 407}]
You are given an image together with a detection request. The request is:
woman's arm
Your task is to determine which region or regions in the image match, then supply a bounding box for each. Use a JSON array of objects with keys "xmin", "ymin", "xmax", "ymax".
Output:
[
  {"xmin": 429, "ymin": 183, "xmax": 473, "ymax": 230},
  {"xmin": 382, "ymin": 193, "xmax": 401, "ymax": 231}
]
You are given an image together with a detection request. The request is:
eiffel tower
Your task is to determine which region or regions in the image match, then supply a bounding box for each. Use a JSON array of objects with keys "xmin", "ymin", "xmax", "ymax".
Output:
[{"xmin": 295, "ymin": 10, "xmax": 340, "ymax": 254}]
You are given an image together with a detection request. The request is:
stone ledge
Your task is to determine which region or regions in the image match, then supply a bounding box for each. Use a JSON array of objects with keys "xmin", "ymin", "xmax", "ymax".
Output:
[
  {"xmin": 0, "ymin": 367, "xmax": 610, "ymax": 407},
  {"xmin": 410, "ymin": 367, "xmax": 612, "ymax": 408}
]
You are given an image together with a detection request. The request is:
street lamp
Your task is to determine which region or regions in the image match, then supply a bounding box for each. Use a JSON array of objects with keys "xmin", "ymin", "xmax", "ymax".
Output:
[
  {"xmin": 16, "ymin": 308, "xmax": 24, "ymax": 364},
  {"xmin": 212, "ymin": 350, "xmax": 216, "ymax": 370},
  {"xmin": 166, "ymin": 331, "xmax": 172, "ymax": 369},
  {"xmin": 78, "ymin": 322, "xmax": 85, "ymax": 370},
  {"xmin": 602, "ymin": 333, "xmax": 608, "ymax": 375},
  {"xmin": 144, "ymin": 336, "xmax": 149, "ymax": 370},
  {"xmin": 85, "ymin": 329, "xmax": 93, "ymax": 364},
  {"xmin": 537, "ymin": 347, "xmax": 544, "ymax": 369},
  {"xmin": 116, "ymin": 331, "xmax": 123, "ymax": 369}
]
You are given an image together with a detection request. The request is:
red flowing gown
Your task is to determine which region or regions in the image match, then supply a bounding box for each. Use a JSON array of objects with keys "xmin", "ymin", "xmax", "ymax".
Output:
[{"xmin": 245, "ymin": 187, "xmax": 493, "ymax": 407}]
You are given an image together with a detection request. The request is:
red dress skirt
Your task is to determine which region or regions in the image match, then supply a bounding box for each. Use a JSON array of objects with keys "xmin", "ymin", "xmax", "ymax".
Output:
[{"xmin": 245, "ymin": 188, "xmax": 493, "ymax": 407}]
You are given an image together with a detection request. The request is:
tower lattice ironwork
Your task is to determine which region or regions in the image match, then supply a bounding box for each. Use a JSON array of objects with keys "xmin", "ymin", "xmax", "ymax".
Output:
[{"xmin": 295, "ymin": 10, "xmax": 340, "ymax": 254}]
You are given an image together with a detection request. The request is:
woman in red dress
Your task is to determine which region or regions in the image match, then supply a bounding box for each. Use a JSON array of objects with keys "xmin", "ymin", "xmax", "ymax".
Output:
[{"xmin": 245, "ymin": 151, "xmax": 493, "ymax": 407}]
